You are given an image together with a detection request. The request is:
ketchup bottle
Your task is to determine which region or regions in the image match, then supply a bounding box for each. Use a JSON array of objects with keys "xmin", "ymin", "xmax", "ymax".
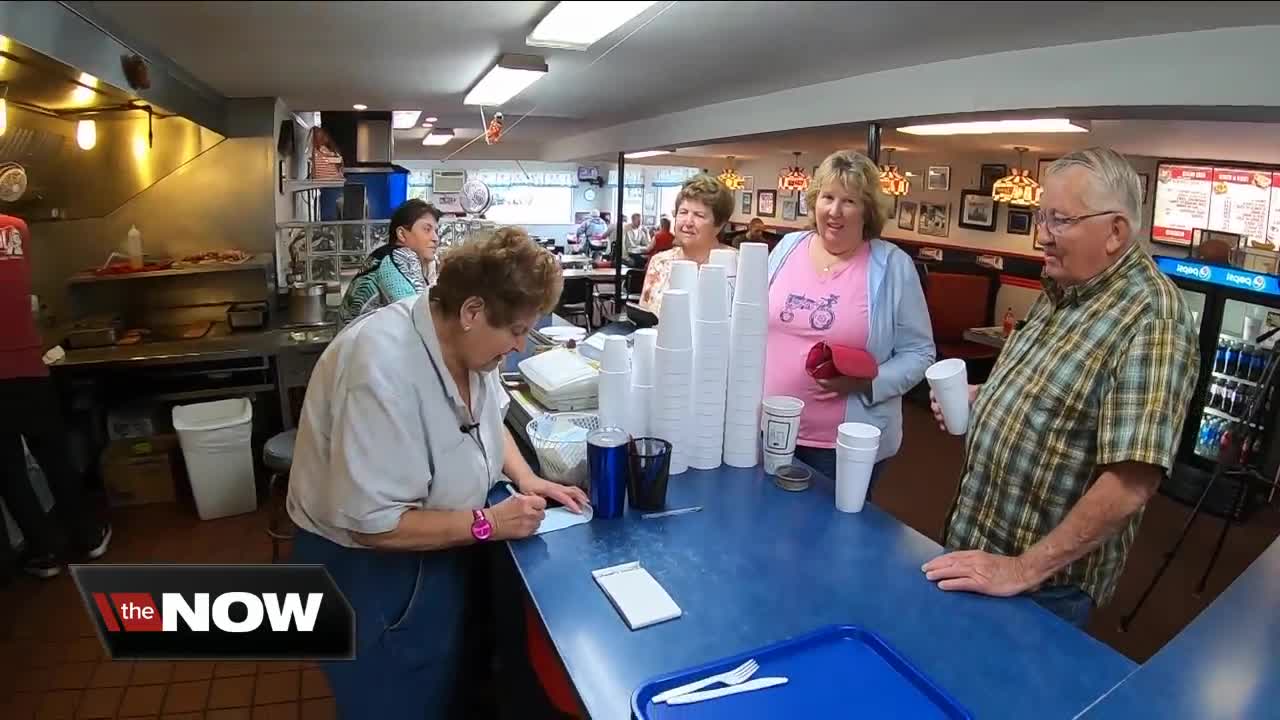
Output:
[{"xmin": 1002, "ymin": 307, "xmax": 1016, "ymax": 337}]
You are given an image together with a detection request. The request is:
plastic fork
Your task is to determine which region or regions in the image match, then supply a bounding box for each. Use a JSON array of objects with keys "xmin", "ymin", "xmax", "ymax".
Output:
[{"xmin": 651, "ymin": 659, "xmax": 760, "ymax": 704}]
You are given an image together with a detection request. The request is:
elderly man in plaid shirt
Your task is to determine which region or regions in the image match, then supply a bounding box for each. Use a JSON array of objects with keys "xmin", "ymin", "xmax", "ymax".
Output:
[{"xmin": 923, "ymin": 148, "xmax": 1200, "ymax": 628}]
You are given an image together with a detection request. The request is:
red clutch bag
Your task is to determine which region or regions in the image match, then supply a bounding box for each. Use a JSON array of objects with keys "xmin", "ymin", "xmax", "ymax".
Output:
[{"xmin": 806, "ymin": 341, "xmax": 878, "ymax": 380}]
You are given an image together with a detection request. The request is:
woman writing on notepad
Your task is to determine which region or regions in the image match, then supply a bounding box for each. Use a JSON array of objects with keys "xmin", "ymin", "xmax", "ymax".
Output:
[
  {"xmin": 288, "ymin": 228, "xmax": 588, "ymax": 718},
  {"xmin": 764, "ymin": 150, "xmax": 935, "ymax": 488},
  {"xmin": 639, "ymin": 174, "xmax": 737, "ymax": 315}
]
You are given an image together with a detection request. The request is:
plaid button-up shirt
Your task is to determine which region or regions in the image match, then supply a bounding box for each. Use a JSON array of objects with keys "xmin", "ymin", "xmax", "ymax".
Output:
[{"xmin": 944, "ymin": 245, "xmax": 1199, "ymax": 605}]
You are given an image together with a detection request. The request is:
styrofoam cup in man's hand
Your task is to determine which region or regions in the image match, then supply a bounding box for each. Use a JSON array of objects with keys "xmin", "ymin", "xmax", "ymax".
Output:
[{"xmin": 925, "ymin": 359, "xmax": 970, "ymax": 435}]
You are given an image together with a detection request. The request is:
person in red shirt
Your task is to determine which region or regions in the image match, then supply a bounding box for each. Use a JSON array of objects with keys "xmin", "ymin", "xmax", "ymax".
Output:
[
  {"xmin": 649, "ymin": 216, "xmax": 674, "ymax": 256},
  {"xmin": 0, "ymin": 214, "xmax": 110, "ymax": 582}
]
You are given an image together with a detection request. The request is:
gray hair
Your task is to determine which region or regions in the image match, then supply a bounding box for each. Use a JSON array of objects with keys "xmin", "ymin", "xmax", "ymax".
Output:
[{"xmin": 1045, "ymin": 148, "xmax": 1143, "ymax": 245}]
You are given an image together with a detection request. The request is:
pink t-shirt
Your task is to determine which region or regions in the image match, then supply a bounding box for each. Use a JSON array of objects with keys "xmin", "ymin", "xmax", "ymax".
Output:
[{"xmin": 764, "ymin": 235, "xmax": 870, "ymax": 447}]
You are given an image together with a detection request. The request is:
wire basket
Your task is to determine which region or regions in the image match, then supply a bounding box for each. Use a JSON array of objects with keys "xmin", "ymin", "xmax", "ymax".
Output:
[{"xmin": 526, "ymin": 412, "xmax": 600, "ymax": 488}]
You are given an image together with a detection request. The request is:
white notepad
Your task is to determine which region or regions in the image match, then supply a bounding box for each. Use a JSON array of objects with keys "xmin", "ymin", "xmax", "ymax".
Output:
[{"xmin": 592, "ymin": 562, "xmax": 683, "ymax": 630}]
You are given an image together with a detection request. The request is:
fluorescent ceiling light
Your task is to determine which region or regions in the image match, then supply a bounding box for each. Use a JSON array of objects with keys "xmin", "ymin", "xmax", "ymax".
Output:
[
  {"xmin": 464, "ymin": 54, "xmax": 548, "ymax": 107},
  {"xmin": 424, "ymin": 116, "xmax": 438, "ymax": 123},
  {"xmin": 624, "ymin": 150, "xmax": 671, "ymax": 159},
  {"xmin": 392, "ymin": 111, "xmax": 422, "ymax": 129},
  {"xmin": 352, "ymin": 103, "xmax": 368, "ymax": 111},
  {"xmin": 527, "ymin": 1, "xmax": 656, "ymax": 50},
  {"xmin": 421, "ymin": 122, "xmax": 433, "ymax": 128},
  {"xmin": 422, "ymin": 129, "xmax": 455, "ymax": 146},
  {"xmin": 897, "ymin": 119, "xmax": 1089, "ymax": 135}
]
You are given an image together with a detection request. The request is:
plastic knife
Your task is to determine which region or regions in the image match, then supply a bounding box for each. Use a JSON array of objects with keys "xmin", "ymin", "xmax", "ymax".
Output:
[{"xmin": 665, "ymin": 677, "xmax": 789, "ymax": 705}]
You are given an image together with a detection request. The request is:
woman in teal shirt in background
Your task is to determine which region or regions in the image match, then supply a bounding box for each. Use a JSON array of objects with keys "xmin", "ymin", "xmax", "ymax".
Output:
[{"xmin": 339, "ymin": 199, "xmax": 441, "ymax": 324}]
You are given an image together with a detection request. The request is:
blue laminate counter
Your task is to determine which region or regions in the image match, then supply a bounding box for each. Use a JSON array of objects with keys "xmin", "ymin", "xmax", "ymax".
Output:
[
  {"xmin": 1078, "ymin": 537, "xmax": 1280, "ymax": 720},
  {"xmin": 492, "ymin": 466, "xmax": 1135, "ymax": 719}
]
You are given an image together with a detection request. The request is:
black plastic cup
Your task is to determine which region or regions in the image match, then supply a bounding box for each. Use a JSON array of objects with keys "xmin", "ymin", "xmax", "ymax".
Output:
[{"xmin": 627, "ymin": 437, "xmax": 672, "ymax": 511}]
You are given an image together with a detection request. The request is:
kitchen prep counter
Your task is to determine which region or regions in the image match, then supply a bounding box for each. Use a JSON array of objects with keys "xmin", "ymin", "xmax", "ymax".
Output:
[{"xmin": 42, "ymin": 318, "xmax": 336, "ymax": 369}]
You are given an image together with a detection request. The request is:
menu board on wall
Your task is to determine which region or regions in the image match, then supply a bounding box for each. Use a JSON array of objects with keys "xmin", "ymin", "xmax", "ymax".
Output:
[
  {"xmin": 1152, "ymin": 162, "xmax": 1278, "ymax": 247},
  {"xmin": 1268, "ymin": 173, "xmax": 1280, "ymax": 244},
  {"xmin": 1152, "ymin": 165, "xmax": 1212, "ymax": 245}
]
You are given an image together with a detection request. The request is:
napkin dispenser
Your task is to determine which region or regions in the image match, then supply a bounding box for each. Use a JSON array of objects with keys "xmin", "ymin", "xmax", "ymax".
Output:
[{"xmin": 518, "ymin": 347, "xmax": 599, "ymax": 411}]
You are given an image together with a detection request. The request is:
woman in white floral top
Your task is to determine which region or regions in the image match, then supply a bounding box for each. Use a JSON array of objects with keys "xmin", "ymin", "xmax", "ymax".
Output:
[{"xmin": 639, "ymin": 174, "xmax": 737, "ymax": 315}]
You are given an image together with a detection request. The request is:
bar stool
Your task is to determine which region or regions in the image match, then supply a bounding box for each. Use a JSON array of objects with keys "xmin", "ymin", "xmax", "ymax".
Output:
[{"xmin": 263, "ymin": 429, "xmax": 297, "ymax": 562}]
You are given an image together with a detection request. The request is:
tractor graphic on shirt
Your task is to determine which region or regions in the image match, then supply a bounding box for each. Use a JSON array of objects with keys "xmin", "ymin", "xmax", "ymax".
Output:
[{"xmin": 779, "ymin": 293, "xmax": 840, "ymax": 331}]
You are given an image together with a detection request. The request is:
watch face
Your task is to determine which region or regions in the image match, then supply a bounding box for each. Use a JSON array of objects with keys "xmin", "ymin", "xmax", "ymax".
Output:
[{"xmin": 472, "ymin": 511, "xmax": 492, "ymax": 541}]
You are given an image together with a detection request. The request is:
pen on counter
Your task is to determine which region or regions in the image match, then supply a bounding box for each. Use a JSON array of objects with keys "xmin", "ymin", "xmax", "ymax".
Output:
[{"xmin": 641, "ymin": 506, "xmax": 702, "ymax": 519}]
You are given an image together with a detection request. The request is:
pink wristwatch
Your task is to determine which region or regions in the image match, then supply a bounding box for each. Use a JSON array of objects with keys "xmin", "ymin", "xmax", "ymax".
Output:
[{"xmin": 470, "ymin": 509, "xmax": 492, "ymax": 542}]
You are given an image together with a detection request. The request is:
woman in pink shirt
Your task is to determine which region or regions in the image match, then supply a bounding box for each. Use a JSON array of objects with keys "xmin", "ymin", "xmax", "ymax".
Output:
[{"xmin": 764, "ymin": 151, "xmax": 935, "ymax": 488}]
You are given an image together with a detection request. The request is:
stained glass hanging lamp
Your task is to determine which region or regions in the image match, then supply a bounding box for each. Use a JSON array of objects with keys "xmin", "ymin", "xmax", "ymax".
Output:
[
  {"xmin": 878, "ymin": 148, "xmax": 909, "ymax": 197},
  {"xmin": 992, "ymin": 146, "xmax": 1042, "ymax": 207},
  {"xmin": 778, "ymin": 152, "xmax": 809, "ymax": 192},
  {"xmin": 717, "ymin": 156, "xmax": 744, "ymax": 190}
]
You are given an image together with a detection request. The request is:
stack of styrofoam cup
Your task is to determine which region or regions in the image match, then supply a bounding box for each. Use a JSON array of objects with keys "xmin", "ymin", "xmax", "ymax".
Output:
[
  {"xmin": 708, "ymin": 248, "xmax": 738, "ymax": 317},
  {"xmin": 723, "ymin": 242, "xmax": 770, "ymax": 468},
  {"xmin": 690, "ymin": 265, "xmax": 730, "ymax": 470},
  {"xmin": 629, "ymin": 328, "xmax": 657, "ymax": 439},
  {"xmin": 653, "ymin": 289, "xmax": 694, "ymax": 475},
  {"xmin": 761, "ymin": 395, "xmax": 804, "ymax": 474},
  {"xmin": 665, "ymin": 260, "xmax": 699, "ymax": 321},
  {"xmin": 597, "ymin": 335, "xmax": 631, "ymax": 430},
  {"xmin": 836, "ymin": 422, "xmax": 881, "ymax": 513},
  {"xmin": 925, "ymin": 359, "xmax": 970, "ymax": 436}
]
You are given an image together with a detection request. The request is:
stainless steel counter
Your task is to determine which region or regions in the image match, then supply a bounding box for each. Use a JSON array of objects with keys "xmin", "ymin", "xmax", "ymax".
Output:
[{"xmin": 43, "ymin": 320, "xmax": 336, "ymax": 369}]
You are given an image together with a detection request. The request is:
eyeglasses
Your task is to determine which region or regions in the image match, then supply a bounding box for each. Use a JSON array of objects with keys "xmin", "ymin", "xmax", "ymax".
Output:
[{"xmin": 1034, "ymin": 209, "xmax": 1120, "ymax": 235}]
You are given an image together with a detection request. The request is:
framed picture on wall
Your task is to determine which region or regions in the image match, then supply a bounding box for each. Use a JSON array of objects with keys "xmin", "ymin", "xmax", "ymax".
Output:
[
  {"xmin": 979, "ymin": 164, "xmax": 1007, "ymax": 193},
  {"xmin": 740, "ymin": 191, "xmax": 752, "ymax": 215},
  {"xmin": 742, "ymin": 175, "xmax": 755, "ymax": 192},
  {"xmin": 926, "ymin": 166, "xmax": 951, "ymax": 191},
  {"xmin": 1036, "ymin": 157, "xmax": 1058, "ymax": 181},
  {"xmin": 798, "ymin": 191, "xmax": 809, "ymax": 216},
  {"xmin": 898, "ymin": 200, "xmax": 918, "ymax": 231},
  {"xmin": 757, "ymin": 189, "xmax": 777, "ymax": 217},
  {"xmin": 958, "ymin": 190, "xmax": 998, "ymax": 231},
  {"xmin": 781, "ymin": 196, "xmax": 798, "ymax": 221},
  {"xmin": 918, "ymin": 202, "xmax": 949, "ymax": 237},
  {"xmin": 896, "ymin": 199, "xmax": 916, "ymax": 228},
  {"xmin": 1006, "ymin": 208, "xmax": 1033, "ymax": 235}
]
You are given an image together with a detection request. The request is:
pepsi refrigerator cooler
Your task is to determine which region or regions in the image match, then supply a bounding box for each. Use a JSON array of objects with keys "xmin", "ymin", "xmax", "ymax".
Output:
[{"xmin": 1156, "ymin": 255, "xmax": 1280, "ymax": 515}]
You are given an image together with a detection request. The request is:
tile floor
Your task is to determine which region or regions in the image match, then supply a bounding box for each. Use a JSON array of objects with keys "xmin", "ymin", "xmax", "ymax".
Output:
[{"xmin": 1, "ymin": 401, "xmax": 1277, "ymax": 718}]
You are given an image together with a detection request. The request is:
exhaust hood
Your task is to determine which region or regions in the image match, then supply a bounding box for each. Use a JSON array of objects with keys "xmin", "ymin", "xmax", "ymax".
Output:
[{"xmin": 0, "ymin": 37, "xmax": 223, "ymax": 221}]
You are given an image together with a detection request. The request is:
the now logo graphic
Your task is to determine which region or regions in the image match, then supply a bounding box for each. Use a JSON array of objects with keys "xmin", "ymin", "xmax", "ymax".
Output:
[{"xmin": 71, "ymin": 564, "xmax": 354, "ymax": 661}]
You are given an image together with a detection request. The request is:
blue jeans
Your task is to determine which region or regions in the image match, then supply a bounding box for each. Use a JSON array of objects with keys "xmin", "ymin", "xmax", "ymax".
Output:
[
  {"xmin": 291, "ymin": 529, "xmax": 468, "ymax": 719},
  {"xmin": 1029, "ymin": 585, "xmax": 1095, "ymax": 628},
  {"xmin": 792, "ymin": 445, "xmax": 886, "ymax": 495}
]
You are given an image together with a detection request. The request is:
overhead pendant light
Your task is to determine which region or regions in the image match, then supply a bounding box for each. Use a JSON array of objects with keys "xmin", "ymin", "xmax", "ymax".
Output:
[
  {"xmin": 717, "ymin": 156, "xmax": 744, "ymax": 190},
  {"xmin": 992, "ymin": 146, "xmax": 1041, "ymax": 206},
  {"xmin": 392, "ymin": 111, "xmax": 422, "ymax": 129},
  {"xmin": 422, "ymin": 128, "xmax": 455, "ymax": 146},
  {"xmin": 897, "ymin": 118, "xmax": 1089, "ymax": 136},
  {"xmin": 778, "ymin": 152, "xmax": 809, "ymax": 192},
  {"xmin": 878, "ymin": 148, "xmax": 909, "ymax": 197},
  {"xmin": 526, "ymin": 1, "xmax": 656, "ymax": 51},
  {"xmin": 464, "ymin": 54, "xmax": 548, "ymax": 107},
  {"xmin": 76, "ymin": 119, "xmax": 97, "ymax": 150}
]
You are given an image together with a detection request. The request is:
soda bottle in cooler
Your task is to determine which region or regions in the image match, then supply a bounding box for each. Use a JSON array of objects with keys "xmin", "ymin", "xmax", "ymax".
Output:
[
  {"xmin": 1214, "ymin": 340, "xmax": 1228, "ymax": 373},
  {"xmin": 1237, "ymin": 345, "xmax": 1252, "ymax": 380},
  {"xmin": 1250, "ymin": 349, "xmax": 1266, "ymax": 382},
  {"xmin": 1225, "ymin": 341, "xmax": 1240, "ymax": 376}
]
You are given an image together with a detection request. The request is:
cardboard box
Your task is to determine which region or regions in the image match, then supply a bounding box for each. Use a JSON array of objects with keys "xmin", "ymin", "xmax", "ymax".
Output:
[{"xmin": 101, "ymin": 435, "xmax": 178, "ymax": 506}]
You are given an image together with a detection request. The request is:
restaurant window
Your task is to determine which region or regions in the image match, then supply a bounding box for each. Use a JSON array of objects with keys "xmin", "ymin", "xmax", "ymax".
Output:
[
  {"xmin": 407, "ymin": 170, "xmax": 431, "ymax": 202},
  {"xmin": 486, "ymin": 185, "xmax": 573, "ymax": 225}
]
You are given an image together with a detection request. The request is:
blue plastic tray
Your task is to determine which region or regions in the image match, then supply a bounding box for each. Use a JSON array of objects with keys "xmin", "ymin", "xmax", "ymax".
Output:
[{"xmin": 631, "ymin": 625, "xmax": 973, "ymax": 719}]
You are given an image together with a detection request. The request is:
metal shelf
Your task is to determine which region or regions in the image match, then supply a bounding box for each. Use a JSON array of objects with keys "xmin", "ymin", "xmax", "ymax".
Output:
[
  {"xmin": 284, "ymin": 179, "xmax": 345, "ymax": 193},
  {"xmin": 1212, "ymin": 371, "xmax": 1260, "ymax": 387},
  {"xmin": 1203, "ymin": 406, "xmax": 1260, "ymax": 428},
  {"xmin": 67, "ymin": 254, "xmax": 273, "ymax": 285}
]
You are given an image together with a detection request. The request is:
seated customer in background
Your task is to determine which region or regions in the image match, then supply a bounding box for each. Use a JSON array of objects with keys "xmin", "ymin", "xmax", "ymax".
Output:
[
  {"xmin": 649, "ymin": 217, "xmax": 674, "ymax": 256},
  {"xmin": 742, "ymin": 217, "xmax": 769, "ymax": 248},
  {"xmin": 623, "ymin": 213, "xmax": 652, "ymax": 267},
  {"xmin": 338, "ymin": 199, "xmax": 441, "ymax": 324},
  {"xmin": 764, "ymin": 150, "xmax": 934, "ymax": 486},
  {"xmin": 639, "ymin": 175, "xmax": 736, "ymax": 315},
  {"xmin": 924, "ymin": 147, "xmax": 1199, "ymax": 629}
]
